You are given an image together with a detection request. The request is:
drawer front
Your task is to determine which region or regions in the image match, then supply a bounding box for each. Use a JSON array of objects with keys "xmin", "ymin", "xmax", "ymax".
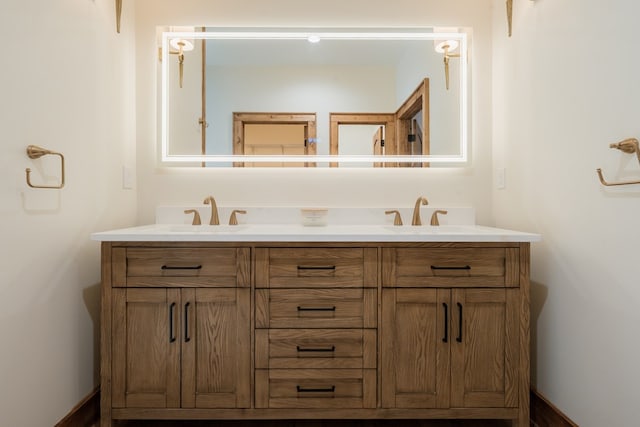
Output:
[
  {"xmin": 256, "ymin": 289, "xmax": 377, "ymax": 329},
  {"xmin": 255, "ymin": 329, "xmax": 377, "ymax": 369},
  {"xmin": 112, "ymin": 247, "xmax": 250, "ymax": 287},
  {"xmin": 383, "ymin": 247, "xmax": 519, "ymax": 287},
  {"xmin": 256, "ymin": 248, "xmax": 377, "ymax": 288},
  {"xmin": 255, "ymin": 369, "xmax": 376, "ymax": 409}
]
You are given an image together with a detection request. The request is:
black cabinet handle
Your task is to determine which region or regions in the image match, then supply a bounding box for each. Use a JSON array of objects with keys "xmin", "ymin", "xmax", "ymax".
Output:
[
  {"xmin": 431, "ymin": 265, "xmax": 471, "ymax": 271},
  {"xmin": 169, "ymin": 302, "xmax": 176, "ymax": 343},
  {"xmin": 442, "ymin": 302, "xmax": 449, "ymax": 343},
  {"xmin": 184, "ymin": 302, "xmax": 191, "ymax": 343},
  {"xmin": 297, "ymin": 345, "xmax": 336, "ymax": 353},
  {"xmin": 162, "ymin": 265, "xmax": 202, "ymax": 270},
  {"xmin": 297, "ymin": 306, "xmax": 336, "ymax": 312},
  {"xmin": 456, "ymin": 303, "xmax": 463, "ymax": 343},
  {"xmin": 297, "ymin": 265, "xmax": 336, "ymax": 270},
  {"xmin": 296, "ymin": 385, "xmax": 336, "ymax": 393}
]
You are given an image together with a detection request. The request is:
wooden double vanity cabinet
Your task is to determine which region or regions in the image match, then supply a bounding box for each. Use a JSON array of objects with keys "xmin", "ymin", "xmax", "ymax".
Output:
[{"xmin": 99, "ymin": 240, "xmax": 531, "ymax": 426}]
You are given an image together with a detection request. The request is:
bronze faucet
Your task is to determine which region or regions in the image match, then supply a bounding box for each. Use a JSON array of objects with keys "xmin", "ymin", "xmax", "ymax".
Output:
[
  {"xmin": 203, "ymin": 196, "xmax": 220, "ymax": 225},
  {"xmin": 411, "ymin": 196, "xmax": 429, "ymax": 225}
]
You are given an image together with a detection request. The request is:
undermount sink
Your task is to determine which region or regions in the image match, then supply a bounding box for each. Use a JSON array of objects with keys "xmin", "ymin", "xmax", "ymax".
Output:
[{"xmin": 168, "ymin": 225, "xmax": 247, "ymax": 233}]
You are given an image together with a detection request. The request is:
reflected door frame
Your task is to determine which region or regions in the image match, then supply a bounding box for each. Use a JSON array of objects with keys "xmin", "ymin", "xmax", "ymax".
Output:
[
  {"xmin": 329, "ymin": 113, "xmax": 396, "ymax": 168},
  {"xmin": 396, "ymin": 78, "xmax": 430, "ymax": 167},
  {"xmin": 232, "ymin": 112, "xmax": 317, "ymax": 167}
]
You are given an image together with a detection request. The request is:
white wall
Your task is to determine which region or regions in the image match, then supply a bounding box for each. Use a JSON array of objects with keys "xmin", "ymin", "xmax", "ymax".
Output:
[
  {"xmin": 134, "ymin": 0, "xmax": 494, "ymax": 225},
  {"xmin": 0, "ymin": 1, "xmax": 137, "ymax": 426},
  {"xmin": 492, "ymin": 0, "xmax": 640, "ymax": 425}
]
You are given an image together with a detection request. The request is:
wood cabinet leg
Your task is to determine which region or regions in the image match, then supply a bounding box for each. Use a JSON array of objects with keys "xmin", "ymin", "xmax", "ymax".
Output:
[{"xmin": 512, "ymin": 410, "xmax": 530, "ymax": 427}]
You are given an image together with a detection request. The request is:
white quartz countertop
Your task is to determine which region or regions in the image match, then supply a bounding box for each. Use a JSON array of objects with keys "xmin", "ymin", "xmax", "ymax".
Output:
[{"xmin": 91, "ymin": 223, "xmax": 541, "ymax": 243}]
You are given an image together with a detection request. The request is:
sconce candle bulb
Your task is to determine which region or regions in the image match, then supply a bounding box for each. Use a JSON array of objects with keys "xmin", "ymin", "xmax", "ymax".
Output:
[
  {"xmin": 434, "ymin": 40, "xmax": 459, "ymax": 53},
  {"xmin": 170, "ymin": 39, "xmax": 195, "ymax": 52}
]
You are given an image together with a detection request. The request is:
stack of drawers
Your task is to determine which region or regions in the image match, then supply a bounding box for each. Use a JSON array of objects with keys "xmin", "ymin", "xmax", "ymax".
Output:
[{"xmin": 255, "ymin": 247, "xmax": 378, "ymax": 408}]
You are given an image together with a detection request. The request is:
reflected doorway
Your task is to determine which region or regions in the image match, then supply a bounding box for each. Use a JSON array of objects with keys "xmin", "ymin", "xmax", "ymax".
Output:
[
  {"xmin": 329, "ymin": 113, "xmax": 396, "ymax": 168},
  {"xmin": 244, "ymin": 124, "xmax": 306, "ymax": 167},
  {"xmin": 336, "ymin": 125, "xmax": 386, "ymax": 168},
  {"xmin": 232, "ymin": 113, "xmax": 317, "ymax": 167}
]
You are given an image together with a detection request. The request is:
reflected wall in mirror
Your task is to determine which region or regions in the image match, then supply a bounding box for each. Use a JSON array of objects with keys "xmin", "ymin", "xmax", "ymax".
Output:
[{"xmin": 160, "ymin": 28, "xmax": 469, "ymax": 167}]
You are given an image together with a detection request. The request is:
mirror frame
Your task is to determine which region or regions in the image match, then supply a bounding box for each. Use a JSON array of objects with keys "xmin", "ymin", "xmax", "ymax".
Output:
[{"xmin": 160, "ymin": 28, "xmax": 469, "ymax": 165}]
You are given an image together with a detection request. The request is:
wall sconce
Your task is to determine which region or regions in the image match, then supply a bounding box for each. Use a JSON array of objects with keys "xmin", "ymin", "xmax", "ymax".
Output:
[
  {"xmin": 159, "ymin": 29, "xmax": 196, "ymax": 88},
  {"xmin": 115, "ymin": 0, "xmax": 122, "ymax": 33},
  {"xmin": 434, "ymin": 39, "xmax": 460, "ymax": 91},
  {"xmin": 506, "ymin": 0, "xmax": 536, "ymax": 37},
  {"xmin": 169, "ymin": 37, "xmax": 195, "ymax": 89},
  {"xmin": 506, "ymin": 0, "xmax": 513, "ymax": 37}
]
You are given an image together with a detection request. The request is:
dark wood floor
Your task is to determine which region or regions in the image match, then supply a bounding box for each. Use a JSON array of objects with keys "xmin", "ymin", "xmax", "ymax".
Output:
[{"xmin": 111, "ymin": 420, "xmax": 516, "ymax": 427}]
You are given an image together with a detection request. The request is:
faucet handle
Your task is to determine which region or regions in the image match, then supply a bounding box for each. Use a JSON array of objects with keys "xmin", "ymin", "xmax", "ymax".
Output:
[
  {"xmin": 385, "ymin": 210, "xmax": 403, "ymax": 226},
  {"xmin": 430, "ymin": 210, "xmax": 448, "ymax": 226},
  {"xmin": 229, "ymin": 209, "xmax": 247, "ymax": 225},
  {"xmin": 184, "ymin": 209, "xmax": 201, "ymax": 225}
]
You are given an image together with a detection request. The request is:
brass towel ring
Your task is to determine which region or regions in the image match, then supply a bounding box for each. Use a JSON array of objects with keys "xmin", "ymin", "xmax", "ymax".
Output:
[
  {"xmin": 596, "ymin": 138, "xmax": 640, "ymax": 186},
  {"xmin": 597, "ymin": 169, "xmax": 640, "ymax": 186},
  {"xmin": 25, "ymin": 145, "xmax": 65, "ymax": 189}
]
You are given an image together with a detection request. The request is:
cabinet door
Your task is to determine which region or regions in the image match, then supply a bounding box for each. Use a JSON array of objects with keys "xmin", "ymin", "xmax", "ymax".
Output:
[
  {"xmin": 381, "ymin": 288, "xmax": 450, "ymax": 408},
  {"xmin": 181, "ymin": 288, "xmax": 251, "ymax": 408},
  {"xmin": 450, "ymin": 289, "xmax": 519, "ymax": 408},
  {"xmin": 112, "ymin": 288, "xmax": 181, "ymax": 408}
]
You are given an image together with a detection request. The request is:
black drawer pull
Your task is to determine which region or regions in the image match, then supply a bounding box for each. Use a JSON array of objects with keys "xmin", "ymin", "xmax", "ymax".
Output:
[
  {"xmin": 442, "ymin": 302, "xmax": 449, "ymax": 343},
  {"xmin": 297, "ymin": 345, "xmax": 336, "ymax": 353},
  {"xmin": 184, "ymin": 302, "xmax": 191, "ymax": 343},
  {"xmin": 161, "ymin": 265, "xmax": 202, "ymax": 270},
  {"xmin": 296, "ymin": 385, "xmax": 336, "ymax": 393},
  {"xmin": 431, "ymin": 265, "xmax": 471, "ymax": 271},
  {"xmin": 169, "ymin": 302, "xmax": 176, "ymax": 343},
  {"xmin": 297, "ymin": 306, "xmax": 337, "ymax": 312},
  {"xmin": 456, "ymin": 302, "xmax": 463, "ymax": 343},
  {"xmin": 297, "ymin": 265, "xmax": 336, "ymax": 270}
]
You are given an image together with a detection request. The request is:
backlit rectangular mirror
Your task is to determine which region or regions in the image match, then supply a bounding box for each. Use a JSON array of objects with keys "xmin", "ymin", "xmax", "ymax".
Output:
[{"xmin": 160, "ymin": 28, "xmax": 469, "ymax": 167}]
